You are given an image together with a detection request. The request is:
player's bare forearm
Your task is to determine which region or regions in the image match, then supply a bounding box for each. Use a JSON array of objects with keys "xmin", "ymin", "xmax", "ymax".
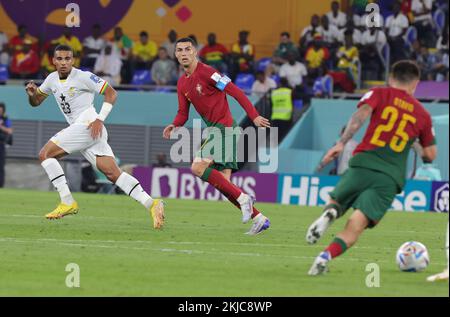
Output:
[
  {"xmin": 103, "ymin": 85, "xmax": 117, "ymax": 105},
  {"xmin": 422, "ymin": 145, "xmax": 437, "ymax": 163},
  {"xmin": 339, "ymin": 104, "xmax": 373, "ymax": 145},
  {"xmin": 28, "ymin": 92, "xmax": 46, "ymax": 107},
  {"xmin": 26, "ymin": 81, "xmax": 46, "ymax": 107}
]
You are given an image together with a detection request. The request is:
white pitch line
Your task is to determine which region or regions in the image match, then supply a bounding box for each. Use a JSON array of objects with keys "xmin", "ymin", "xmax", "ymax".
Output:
[
  {"xmin": 0, "ymin": 237, "xmax": 447, "ymax": 266},
  {"xmin": 0, "ymin": 237, "xmax": 446, "ymax": 252}
]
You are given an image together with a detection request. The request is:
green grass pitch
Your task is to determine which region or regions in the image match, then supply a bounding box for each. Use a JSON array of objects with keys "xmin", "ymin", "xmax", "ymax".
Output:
[{"xmin": 0, "ymin": 188, "xmax": 448, "ymax": 297}]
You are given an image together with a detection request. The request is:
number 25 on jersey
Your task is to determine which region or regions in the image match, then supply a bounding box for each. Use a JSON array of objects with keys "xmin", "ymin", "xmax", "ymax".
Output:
[{"xmin": 370, "ymin": 106, "xmax": 417, "ymax": 153}]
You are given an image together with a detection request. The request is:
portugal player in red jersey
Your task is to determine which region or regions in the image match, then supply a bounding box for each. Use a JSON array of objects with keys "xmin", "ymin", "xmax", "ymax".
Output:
[
  {"xmin": 306, "ymin": 60, "xmax": 438, "ymax": 275},
  {"xmin": 163, "ymin": 38, "xmax": 271, "ymax": 235}
]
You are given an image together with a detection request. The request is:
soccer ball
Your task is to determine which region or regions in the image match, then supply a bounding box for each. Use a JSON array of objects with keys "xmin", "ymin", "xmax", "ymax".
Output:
[{"xmin": 396, "ymin": 241, "xmax": 430, "ymax": 272}]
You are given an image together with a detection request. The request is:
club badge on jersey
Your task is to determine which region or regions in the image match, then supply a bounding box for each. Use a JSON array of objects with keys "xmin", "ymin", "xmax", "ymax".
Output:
[{"xmin": 211, "ymin": 72, "xmax": 231, "ymax": 91}]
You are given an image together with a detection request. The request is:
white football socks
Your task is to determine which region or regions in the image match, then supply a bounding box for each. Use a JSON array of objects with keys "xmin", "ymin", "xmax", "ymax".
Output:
[
  {"xmin": 41, "ymin": 158, "xmax": 75, "ymax": 205},
  {"xmin": 115, "ymin": 172, "xmax": 153, "ymax": 209}
]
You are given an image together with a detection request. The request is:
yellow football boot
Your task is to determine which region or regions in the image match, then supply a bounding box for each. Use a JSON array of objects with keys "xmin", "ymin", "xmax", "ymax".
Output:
[
  {"xmin": 45, "ymin": 202, "xmax": 79, "ymax": 220},
  {"xmin": 150, "ymin": 199, "xmax": 165, "ymax": 229}
]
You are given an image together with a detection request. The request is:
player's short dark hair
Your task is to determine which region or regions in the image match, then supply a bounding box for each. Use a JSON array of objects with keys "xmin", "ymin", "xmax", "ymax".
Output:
[
  {"xmin": 140, "ymin": 31, "xmax": 148, "ymax": 37},
  {"xmin": 391, "ymin": 60, "xmax": 421, "ymax": 83},
  {"xmin": 54, "ymin": 44, "xmax": 73, "ymax": 54},
  {"xmin": 175, "ymin": 37, "xmax": 196, "ymax": 47},
  {"xmin": 281, "ymin": 32, "xmax": 290, "ymax": 38},
  {"xmin": 0, "ymin": 102, "xmax": 5, "ymax": 112}
]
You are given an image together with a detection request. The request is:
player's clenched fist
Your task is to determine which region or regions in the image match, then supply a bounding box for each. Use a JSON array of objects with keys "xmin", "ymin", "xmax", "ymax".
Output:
[
  {"xmin": 163, "ymin": 124, "xmax": 176, "ymax": 139},
  {"xmin": 25, "ymin": 80, "xmax": 38, "ymax": 97}
]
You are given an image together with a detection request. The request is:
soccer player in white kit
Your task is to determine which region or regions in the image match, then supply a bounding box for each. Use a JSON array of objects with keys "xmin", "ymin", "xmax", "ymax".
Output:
[{"xmin": 25, "ymin": 45, "xmax": 165, "ymax": 229}]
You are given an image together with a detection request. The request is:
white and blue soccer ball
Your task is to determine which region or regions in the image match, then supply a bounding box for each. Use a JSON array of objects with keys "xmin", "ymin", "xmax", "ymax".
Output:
[{"xmin": 396, "ymin": 241, "xmax": 430, "ymax": 272}]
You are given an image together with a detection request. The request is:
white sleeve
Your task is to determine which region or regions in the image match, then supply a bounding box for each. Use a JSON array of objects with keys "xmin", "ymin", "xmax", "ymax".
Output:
[
  {"xmin": 38, "ymin": 74, "xmax": 53, "ymax": 96},
  {"xmin": 378, "ymin": 32, "xmax": 387, "ymax": 47},
  {"xmin": 401, "ymin": 15, "xmax": 409, "ymax": 28},
  {"xmin": 340, "ymin": 13, "xmax": 347, "ymax": 27},
  {"xmin": 279, "ymin": 65, "xmax": 287, "ymax": 78},
  {"xmin": 385, "ymin": 16, "xmax": 392, "ymax": 29},
  {"xmin": 81, "ymin": 71, "xmax": 109, "ymax": 95},
  {"xmin": 301, "ymin": 64, "xmax": 308, "ymax": 76}
]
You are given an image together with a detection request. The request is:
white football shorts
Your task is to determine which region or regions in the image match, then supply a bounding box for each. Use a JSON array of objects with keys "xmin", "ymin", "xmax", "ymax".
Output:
[{"xmin": 50, "ymin": 123, "xmax": 115, "ymax": 168}]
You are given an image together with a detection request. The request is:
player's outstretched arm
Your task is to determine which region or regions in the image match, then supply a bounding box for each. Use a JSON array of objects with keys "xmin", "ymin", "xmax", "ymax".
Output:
[
  {"xmin": 225, "ymin": 83, "xmax": 270, "ymax": 128},
  {"xmin": 25, "ymin": 81, "xmax": 47, "ymax": 107},
  {"xmin": 163, "ymin": 90, "xmax": 191, "ymax": 139},
  {"xmin": 319, "ymin": 104, "xmax": 373, "ymax": 169}
]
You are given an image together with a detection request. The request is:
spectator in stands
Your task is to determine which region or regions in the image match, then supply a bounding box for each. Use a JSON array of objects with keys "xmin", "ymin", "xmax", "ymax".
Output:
[
  {"xmin": 112, "ymin": 26, "xmax": 133, "ymax": 60},
  {"xmin": 82, "ymin": 24, "xmax": 106, "ymax": 69},
  {"xmin": 199, "ymin": 33, "xmax": 229, "ymax": 73},
  {"xmin": 336, "ymin": 30, "xmax": 360, "ymax": 86},
  {"xmin": 53, "ymin": 27, "xmax": 82, "ymax": 67},
  {"xmin": 319, "ymin": 15, "xmax": 341, "ymax": 50},
  {"xmin": 360, "ymin": 26, "xmax": 387, "ymax": 80},
  {"xmin": 436, "ymin": 25, "xmax": 449, "ymax": 51},
  {"xmin": 188, "ymin": 34, "xmax": 203, "ymax": 51},
  {"xmin": 411, "ymin": 0, "xmax": 435, "ymax": 47},
  {"xmin": 251, "ymin": 70, "xmax": 277, "ymax": 98},
  {"xmin": 94, "ymin": 44, "xmax": 122, "ymax": 85},
  {"xmin": 9, "ymin": 25, "xmax": 36, "ymax": 55},
  {"xmin": 231, "ymin": 31, "xmax": 255, "ymax": 78},
  {"xmin": 279, "ymin": 52, "xmax": 308, "ymax": 89},
  {"xmin": 40, "ymin": 42, "xmax": 57, "ymax": 77},
  {"xmin": 153, "ymin": 153, "xmax": 172, "ymax": 168},
  {"xmin": 327, "ymin": 1, "xmax": 348, "ymax": 29},
  {"xmin": 300, "ymin": 15, "xmax": 322, "ymax": 51},
  {"xmin": 417, "ymin": 46, "xmax": 448, "ymax": 81},
  {"xmin": 0, "ymin": 31, "xmax": 9, "ymax": 65},
  {"xmin": 270, "ymin": 77, "xmax": 294, "ymax": 143},
  {"xmin": 112, "ymin": 27, "xmax": 133, "ymax": 84},
  {"xmin": 0, "ymin": 102, "xmax": 13, "ymax": 188},
  {"xmin": 346, "ymin": 5, "xmax": 362, "ymax": 31},
  {"xmin": 132, "ymin": 31, "xmax": 158, "ymax": 70},
  {"xmin": 312, "ymin": 66, "xmax": 332, "ymax": 98},
  {"xmin": 10, "ymin": 39, "xmax": 40, "ymax": 79},
  {"xmin": 272, "ymin": 32, "xmax": 298, "ymax": 67},
  {"xmin": 305, "ymin": 34, "xmax": 330, "ymax": 80},
  {"xmin": 339, "ymin": 18, "xmax": 363, "ymax": 47},
  {"xmin": 436, "ymin": 26, "xmax": 449, "ymax": 81},
  {"xmin": 151, "ymin": 47, "xmax": 178, "ymax": 86},
  {"xmin": 385, "ymin": 1, "xmax": 410, "ymax": 64},
  {"xmin": 162, "ymin": 29, "xmax": 178, "ymax": 59},
  {"xmin": 401, "ymin": 0, "xmax": 414, "ymax": 21},
  {"xmin": 410, "ymin": 39, "xmax": 423, "ymax": 60}
]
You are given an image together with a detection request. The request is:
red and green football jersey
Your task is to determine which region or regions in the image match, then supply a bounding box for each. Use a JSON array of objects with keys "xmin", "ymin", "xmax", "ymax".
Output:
[
  {"xmin": 350, "ymin": 87, "xmax": 436, "ymax": 189},
  {"xmin": 173, "ymin": 62, "xmax": 259, "ymax": 129}
]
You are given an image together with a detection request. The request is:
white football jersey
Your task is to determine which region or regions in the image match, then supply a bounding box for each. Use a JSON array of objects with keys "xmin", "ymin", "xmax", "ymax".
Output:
[{"xmin": 38, "ymin": 67, "xmax": 109, "ymax": 125}]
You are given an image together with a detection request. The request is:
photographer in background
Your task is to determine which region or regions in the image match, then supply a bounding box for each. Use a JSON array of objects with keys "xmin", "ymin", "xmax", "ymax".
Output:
[{"xmin": 0, "ymin": 102, "xmax": 13, "ymax": 188}]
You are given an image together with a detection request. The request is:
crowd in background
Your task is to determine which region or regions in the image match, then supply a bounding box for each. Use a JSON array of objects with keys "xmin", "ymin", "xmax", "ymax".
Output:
[{"xmin": 0, "ymin": 0, "xmax": 448, "ymax": 97}]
